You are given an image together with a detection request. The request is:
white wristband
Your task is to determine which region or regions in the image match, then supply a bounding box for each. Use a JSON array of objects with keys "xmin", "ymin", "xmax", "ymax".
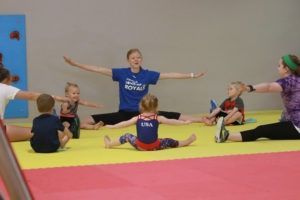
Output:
[{"xmin": 190, "ymin": 72, "xmax": 195, "ymax": 78}]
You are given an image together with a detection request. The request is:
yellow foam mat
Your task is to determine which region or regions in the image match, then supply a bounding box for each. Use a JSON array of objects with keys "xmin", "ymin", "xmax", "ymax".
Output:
[{"xmin": 11, "ymin": 110, "xmax": 300, "ymax": 169}]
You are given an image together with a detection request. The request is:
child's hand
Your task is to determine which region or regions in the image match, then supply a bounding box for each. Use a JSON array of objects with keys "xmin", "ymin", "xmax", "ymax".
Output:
[
  {"xmin": 79, "ymin": 100, "xmax": 104, "ymax": 108},
  {"xmin": 63, "ymin": 121, "xmax": 70, "ymax": 128}
]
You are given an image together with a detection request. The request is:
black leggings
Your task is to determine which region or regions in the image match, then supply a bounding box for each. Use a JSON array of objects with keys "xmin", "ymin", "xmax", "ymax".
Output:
[
  {"xmin": 241, "ymin": 121, "xmax": 300, "ymax": 141},
  {"xmin": 91, "ymin": 110, "xmax": 181, "ymax": 125}
]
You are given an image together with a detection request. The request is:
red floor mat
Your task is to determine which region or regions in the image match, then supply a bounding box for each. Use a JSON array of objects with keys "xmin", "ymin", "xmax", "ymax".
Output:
[{"xmin": 2, "ymin": 151, "xmax": 300, "ymax": 200}]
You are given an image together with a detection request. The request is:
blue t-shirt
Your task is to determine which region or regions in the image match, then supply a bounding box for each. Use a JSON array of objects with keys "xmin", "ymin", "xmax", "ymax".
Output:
[
  {"xmin": 112, "ymin": 67, "xmax": 160, "ymax": 111},
  {"xmin": 30, "ymin": 114, "xmax": 65, "ymax": 153}
]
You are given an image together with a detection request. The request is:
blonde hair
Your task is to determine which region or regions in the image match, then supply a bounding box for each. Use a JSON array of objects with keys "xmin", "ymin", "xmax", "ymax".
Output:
[
  {"xmin": 65, "ymin": 82, "xmax": 79, "ymax": 94},
  {"xmin": 139, "ymin": 94, "xmax": 158, "ymax": 113},
  {"xmin": 126, "ymin": 48, "xmax": 142, "ymax": 60},
  {"xmin": 230, "ymin": 81, "xmax": 243, "ymax": 96}
]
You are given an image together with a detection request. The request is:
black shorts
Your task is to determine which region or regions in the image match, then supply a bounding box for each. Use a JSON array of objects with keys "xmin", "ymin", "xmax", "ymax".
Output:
[
  {"xmin": 91, "ymin": 110, "xmax": 181, "ymax": 125},
  {"xmin": 60, "ymin": 116, "xmax": 75, "ymax": 125}
]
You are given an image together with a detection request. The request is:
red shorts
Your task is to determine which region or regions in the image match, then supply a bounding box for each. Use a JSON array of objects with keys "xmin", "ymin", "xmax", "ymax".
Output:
[{"xmin": 136, "ymin": 139, "xmax": 160, "ymax": 151}]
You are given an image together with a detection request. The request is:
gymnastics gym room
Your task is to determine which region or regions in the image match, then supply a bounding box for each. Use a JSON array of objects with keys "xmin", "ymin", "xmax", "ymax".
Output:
[{"xmin": 0, "ymin": 0, "xmax": 300, "ymax": 199}]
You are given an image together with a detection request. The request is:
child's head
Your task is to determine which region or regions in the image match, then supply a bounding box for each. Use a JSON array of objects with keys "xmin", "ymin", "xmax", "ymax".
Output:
[
  {"xmin": 228, "ymin": 81, "xmax": 243, "ymax": 98},
  {"xmin": 0, "ymin": 67, "xmax": 11, "ymax": 84},
  {"xmin": 139, "ymin": 94, "xmax": 158, "ymax": 113},
  {"xmin": 65, "ymin": 82, "xmax": 80, "ymax": 102},
  {"xmin": 36, "ymin": 94, "xmax": 55, "ymax": 113}
]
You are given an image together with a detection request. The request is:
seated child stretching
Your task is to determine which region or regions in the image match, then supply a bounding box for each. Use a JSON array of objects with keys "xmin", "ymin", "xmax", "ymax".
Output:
[
  {"xmin": 60, "ymin": 82, "xmax": 104, "ymax": 138},
  {"xmin": 205, "ymin": 81, "xmax": 245, "ymax": 125},
  {"xmin": 30, "ymin": 94, "xmax": 72, "ymax": 153},
  {"xmin": 104, "ymin": 94, "xmax": 196, "ymax": 151}
]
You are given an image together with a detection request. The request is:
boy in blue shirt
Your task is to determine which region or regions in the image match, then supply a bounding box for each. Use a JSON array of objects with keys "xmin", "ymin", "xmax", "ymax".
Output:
[{"xmin": 30, "ymin": 94, "xmax": 72, "ymax": 153}]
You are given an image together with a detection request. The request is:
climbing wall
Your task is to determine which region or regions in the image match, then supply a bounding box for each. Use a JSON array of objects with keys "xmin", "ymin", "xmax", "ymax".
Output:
[{"xmin": 0, "ymin": 15, "xmax": 28, "ymax": 118}]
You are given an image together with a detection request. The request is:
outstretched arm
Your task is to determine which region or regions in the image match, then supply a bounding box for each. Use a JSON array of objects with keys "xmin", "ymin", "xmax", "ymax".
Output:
[
  {"xmin": 158, "ymin": 116, "xmax": 191, "ymax": 125},
  {"xmin": 243, "ymin": 82, "xmax": 282, "ymax": 93},
  {"xmin": 105, "ymin": 116, "xmax": 138, "ymax": 129},
  {"xmin": 14, "ymin": 91, "xmax": 40, "ymax": 101},
  {"xmin": 79, "ymin": 99, "xmax": 104, "ymax": 108},
  {"xmin": 159, "ymin": 72, "xmax": 205, "ymax": 80},
  {"xmin": 15, "ymin": 91, "xmax": 69, "ymax": 102},
  {"xmin": 63, "ymin": 56, "xmax": 112, "ymax": 77}
]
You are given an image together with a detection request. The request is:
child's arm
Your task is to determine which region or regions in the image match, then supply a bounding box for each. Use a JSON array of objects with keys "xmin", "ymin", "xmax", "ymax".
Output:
[
  {"xmin": 78, "ymin": 99, "xmax": 104, "ymax": 108},
  {"xmin": 60, "ymin": 102, "xmax": 70, "ymax": 114},
  {"xmin": 158, "ymin": 116, "xmax": 192, "ymax": 125},
  {"xmin": 63, "ymin": 56, "xmax": 112, "ymax": 77},
  {"xmin": 206, "ymin": 107, "xmax": 222, "ymax": 119},
  {"xmin": 159, "ymin": 71, "xmax": 206, "ymax": 80},
  {"xmin": 58, "ymin": 125, "xmax": 73, "ymax": 148},
  {"xmin": 63, "ymin": 126, "xmax": 73, "ymax": 139},
  {"xmin": 225, "ymin": 107, "xmax": 239, "ymax": 119},
  {"xmin": 105, "ymin": 117, "xmax": 138, "ymax": 129}
]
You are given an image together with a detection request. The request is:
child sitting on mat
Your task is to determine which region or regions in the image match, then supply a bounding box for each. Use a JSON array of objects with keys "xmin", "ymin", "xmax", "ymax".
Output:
[
  {"xmin": 104, "ymin": 93, "xmax": 196, "ymax": 151},
  {"xmin": 204, "ymin": 81, "xmax": 245, "ymax": 126},
  {"xmin": 60, "ymin": 82, "xmax": 104, "ymax": 138},
  {"xmin": 30, "ymin": 94, "xmax": 72, "ymax": 153}
]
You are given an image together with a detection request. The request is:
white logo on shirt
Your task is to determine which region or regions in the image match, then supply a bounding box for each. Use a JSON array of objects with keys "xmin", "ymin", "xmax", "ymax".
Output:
[
  {"xmin": 141, "ymin": 122, "xmax": 153, "ymax": 127},
  {"xmin": 124, "ymin": 78, "xmax": 146, "ymax": 91}
]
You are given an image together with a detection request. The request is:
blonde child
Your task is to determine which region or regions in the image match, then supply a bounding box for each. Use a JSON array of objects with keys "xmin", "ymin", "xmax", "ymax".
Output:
[
  {"xmin": 104, "ymin": 94, "xmax": 196, "ymax": 151},
  {"xmin": 60, "ymin": 82, "xmax": 104, "ymax": 138},
  {"xmin": 205, "ymin": 81, "xmax": 245, "ymax": 126},
  {"xmin": 30, "ymin": 94, "xmax": 72, "ymax": 153}
]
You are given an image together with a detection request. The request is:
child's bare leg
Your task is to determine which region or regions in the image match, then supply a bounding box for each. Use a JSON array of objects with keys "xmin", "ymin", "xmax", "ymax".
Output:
[
  {"xmin": 178, "ymin": 133, "xmax": 197, "ymax": 147},
  {"xmin": 104, "ymin": 135, "xmax": 121, "ymax": 148},
  {"xmin": 58, "ymin": 131, "xmax": 70, "ymax": 148},
  {"xmin": 224, "ymin": 112, "xmax": 242, "ymax": 125},
  {"xmin": 179, "ymin": 114, "xmax": 213, "ymax": 124},
  {"xmin": 6, "ymin": 125, "xmax": 33, "ymax": 142},
  {"xmin": 80, "ymin": 121, "xmax": 104, "ymax": 130}
]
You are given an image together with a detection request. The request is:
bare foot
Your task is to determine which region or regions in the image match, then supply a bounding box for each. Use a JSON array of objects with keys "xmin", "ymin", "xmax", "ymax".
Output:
[
  {"xmin": 179, "ymin": 133, "xmax": 197, "ymax": 147},
  {"xmin": 203, "ymin": 117, "xmax": 215, "ymax": 126},
  {"xmin": 94, "ymin": 121, "xmax": 104, "ymax": 130},
  {"xmin": 188, "ymin": 133, "xmax": 197, "ymax": 144},
  {"xmin": 104, "ymin": 135, "xmax": 111, "ymax": 148}
]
